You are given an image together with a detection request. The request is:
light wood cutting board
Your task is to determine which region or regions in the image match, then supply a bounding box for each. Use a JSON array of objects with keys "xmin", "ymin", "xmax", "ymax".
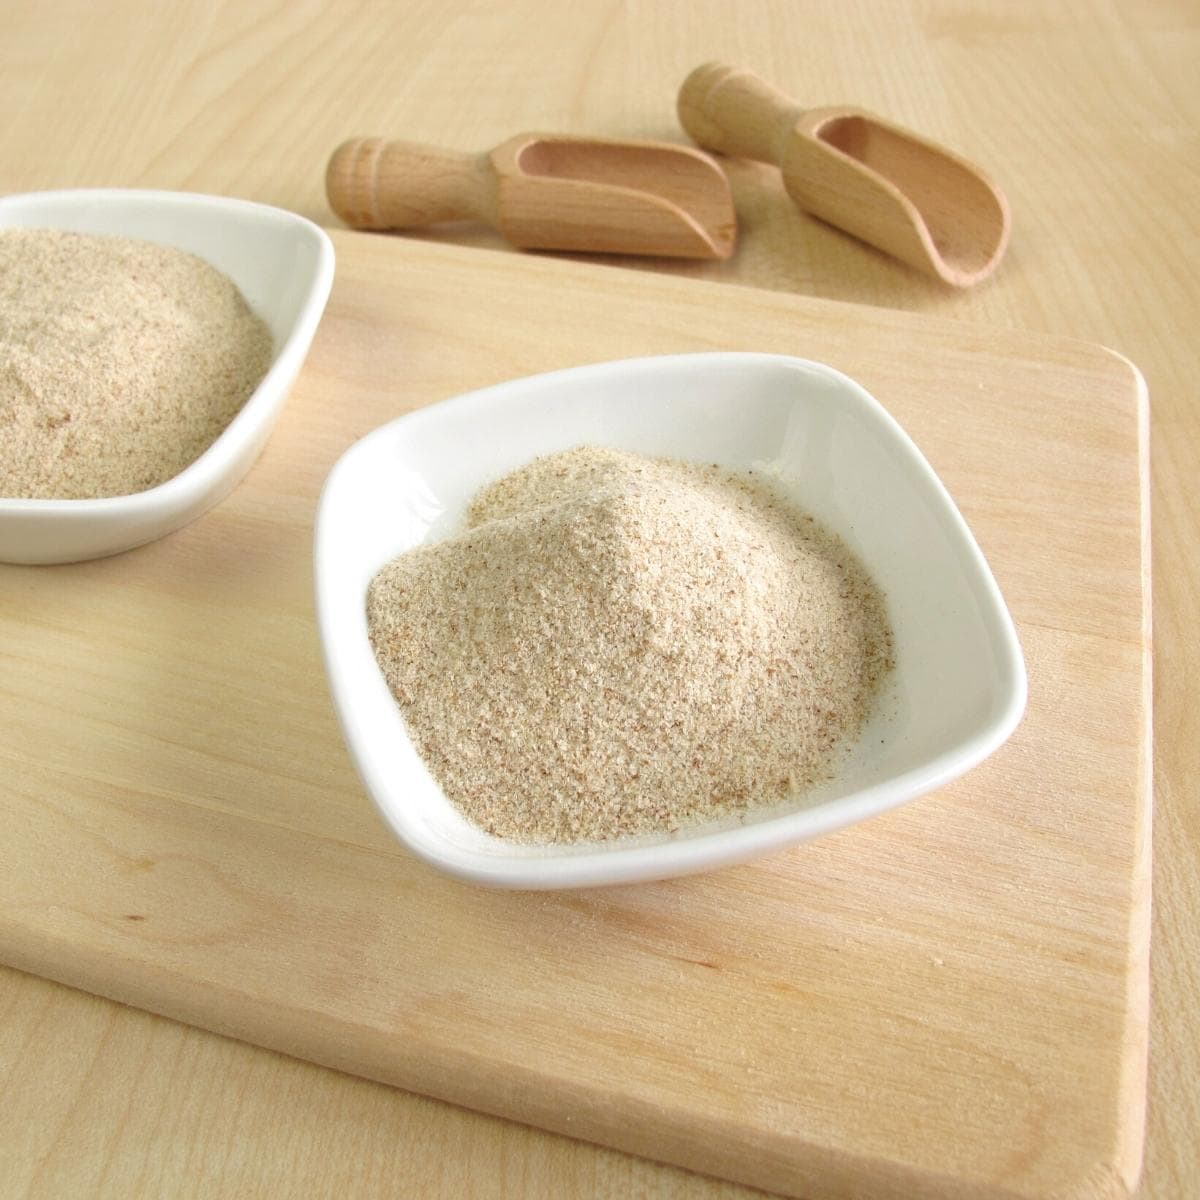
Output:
[{"xmin": 0, "ymin": 232, "xmax": 1150, "ymax": 1200}]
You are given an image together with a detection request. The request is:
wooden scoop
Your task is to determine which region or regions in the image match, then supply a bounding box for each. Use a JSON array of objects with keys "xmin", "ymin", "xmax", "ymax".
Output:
[
  {"xmin": 677, "ymin": 62, "xmax": 1010, "ymax": 286},
  {"xmin": 326, "ymin": 134, "xmax": 736, "ymax": 259}
]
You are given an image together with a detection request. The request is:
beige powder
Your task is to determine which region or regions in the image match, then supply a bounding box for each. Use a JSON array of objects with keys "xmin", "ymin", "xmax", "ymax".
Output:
[
  {"xmin": 367, "ymin": 446, "xmax": 893, "ymax": 845},
  {"xmin": 0, "ymin": 228, "xmax": 273, "ymax": 499}
]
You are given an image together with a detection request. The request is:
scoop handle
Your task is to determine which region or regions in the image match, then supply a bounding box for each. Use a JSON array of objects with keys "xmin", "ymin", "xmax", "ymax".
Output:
[
  {"xmin": 326, "ymin": 138, "xmax": 494, "ymax": 230},
  {"xmin": 677, "ymin": 63, "xmax": 801, "ymax": 165}
]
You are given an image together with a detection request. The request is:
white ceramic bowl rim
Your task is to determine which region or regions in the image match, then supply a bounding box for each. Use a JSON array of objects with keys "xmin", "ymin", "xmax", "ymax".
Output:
[
  {"xmin": 0, "ymin": 188, "xmax": 335, "ymax": 515},
  {"xmin": 315, "ymin": 351, "xmax": 1028, "ymax": 889}
]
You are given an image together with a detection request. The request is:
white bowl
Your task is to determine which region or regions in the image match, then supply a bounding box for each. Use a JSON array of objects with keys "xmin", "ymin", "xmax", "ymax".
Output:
[
  {"xmin": 315, "ymin": 353, "xmax": 1026, "ymax": 889},
  {"xmin": 0, "ymin": 189, "xmax": 335, "ymax": 563}
]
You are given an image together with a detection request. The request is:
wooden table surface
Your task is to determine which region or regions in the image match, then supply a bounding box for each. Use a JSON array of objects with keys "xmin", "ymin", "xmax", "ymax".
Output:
[{"xmin": 0, "ymin": 2, "xmax": 1193, "ymax": 1198}]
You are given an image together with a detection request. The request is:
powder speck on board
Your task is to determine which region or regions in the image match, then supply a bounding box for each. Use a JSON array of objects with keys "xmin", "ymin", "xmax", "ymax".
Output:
[
  {"xmin": 367, "ymin": 446, "xmax": 894, "ymax": 844},
  {"xmin": 0, "ymin": 228, "xmax": 273, "ymax": 499}
]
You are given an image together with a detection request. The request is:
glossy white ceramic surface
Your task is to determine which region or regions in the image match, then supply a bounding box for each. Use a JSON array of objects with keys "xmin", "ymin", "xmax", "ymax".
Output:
[
  {"xmin": 315, "ymin": 353, "xmax": 1026, "ymax": 888},
  {"xmin": 0, "ymin": 189, "xmax": 334, "ymax": 563}
]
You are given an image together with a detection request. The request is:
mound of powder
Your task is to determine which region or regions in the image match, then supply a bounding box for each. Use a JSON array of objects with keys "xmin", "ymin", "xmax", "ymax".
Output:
[
  {"xmin": 367, "ymin": 446, "xmax": 894, "ymax": 844},
  {"xmin": 0, "ymin": 228, "xmax": 273, "ymax": 499}
]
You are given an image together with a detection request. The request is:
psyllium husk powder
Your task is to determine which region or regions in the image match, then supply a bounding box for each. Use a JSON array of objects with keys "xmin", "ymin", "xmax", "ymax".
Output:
[
  {"xmin": 367, "ymin": 446, "xmax": 894, "ymax": 846},
  {"xmin": 0, "ymin": 228, "xmax": 272, "ymax": 500}
]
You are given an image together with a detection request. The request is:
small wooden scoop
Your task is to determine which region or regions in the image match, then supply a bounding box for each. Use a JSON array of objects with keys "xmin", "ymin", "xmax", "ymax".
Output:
[
  {"xmin": 677, "ymin": 63, "xmax": 1010, "ymax": 286},
  {"xmin": 326, "ymin": 134, "xmax": 736, "ymax": 259}
]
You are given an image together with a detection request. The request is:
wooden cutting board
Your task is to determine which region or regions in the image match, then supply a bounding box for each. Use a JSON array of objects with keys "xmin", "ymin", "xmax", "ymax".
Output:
[{"xmin": 0, "ymin": 232, "xmax": 1150, "ymax": 1200}]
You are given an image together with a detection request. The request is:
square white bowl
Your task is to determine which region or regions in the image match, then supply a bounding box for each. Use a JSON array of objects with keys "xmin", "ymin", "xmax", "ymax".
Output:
[
  {"xmin": 0, "ymin": 188, "xmax": 335, "ymax": 563},
  {"xmin": 315, "ymin": 352, "xmax": 1026, "ymax": 889}
]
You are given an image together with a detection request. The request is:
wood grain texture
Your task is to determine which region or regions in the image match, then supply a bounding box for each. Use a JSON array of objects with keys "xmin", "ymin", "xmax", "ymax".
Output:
[
  {"xmin": 0, "ymin": 0, "xmax": 1193, "ymax": 1197},
  {"xmin": 325, "ymin": 134, "xmax": 736, "ymax": 259},
  {"xmin": 675, "ymin": 62, "xmax": 1010, "ymax": 286},
  {"xmin": 0, "ymin": 232, "xmax": 1148, "ymax": 1200}
]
